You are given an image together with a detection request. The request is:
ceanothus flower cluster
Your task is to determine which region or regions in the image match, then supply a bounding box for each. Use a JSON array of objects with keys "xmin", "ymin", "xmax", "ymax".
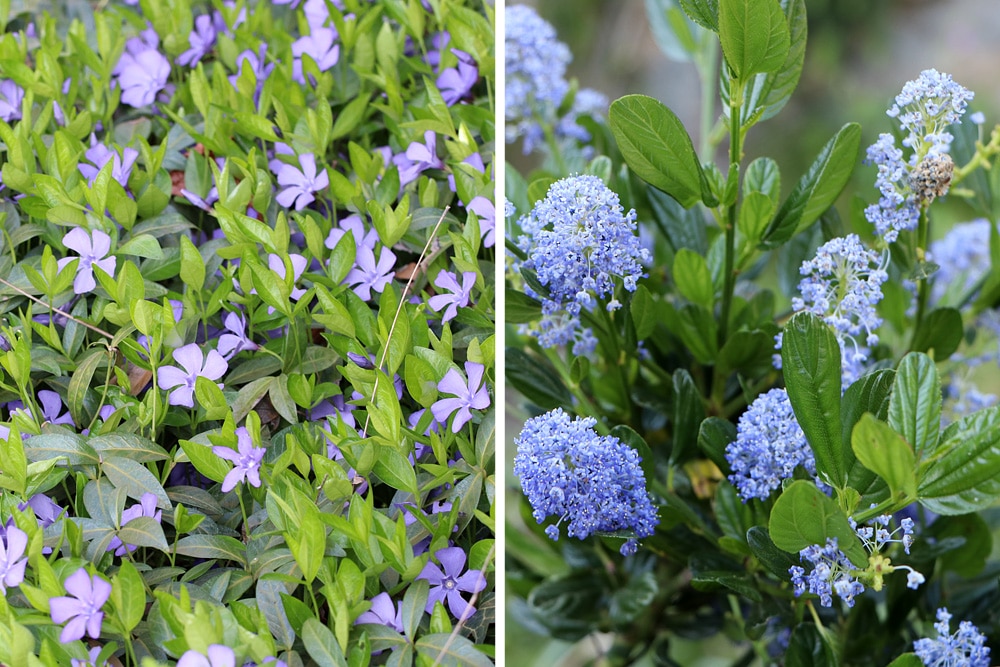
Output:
[
  {"xmin": 725, "ymin": 388, "xmax": 813, "ymax": 502},
  {"xmin": 914, "ymin": 608, "xmax": 990, "ymax": 667},
  {"xmin": 928, "ymin": 219, "xmax": 995, "ymax": 306},
  {"xmin": 865, "ymin": 70, "xmax": 974, "ymax": 243},
  {"xmin": 789, "ymin": 514, "xmax": 921, "ymax": 608},
  {"xmin": 513, "ymin": 408, "xmax": 658, "ymax": 556},
  {"xmin": 776, "ymin": 234, "xmax": 888, "ymax": 387},
  {"xmin": 515, "ymin": 175, "xmax": 649, "ymax": 356}
]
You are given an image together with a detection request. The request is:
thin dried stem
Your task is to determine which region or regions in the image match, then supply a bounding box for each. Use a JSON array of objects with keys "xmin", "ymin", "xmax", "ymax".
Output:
[{"xmin": 0, "ymin": 276, "xmax": 115, "ymax": 340}]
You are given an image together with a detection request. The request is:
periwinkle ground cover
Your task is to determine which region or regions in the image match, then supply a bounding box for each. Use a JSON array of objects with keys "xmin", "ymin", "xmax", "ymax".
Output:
[
  {"xmin": 0, "ymin": 0, "xmax": 495, "ymax": 665},
  {"xmin": 507, "ymin": 2, "xmax": 1000, "ymax": 666}
]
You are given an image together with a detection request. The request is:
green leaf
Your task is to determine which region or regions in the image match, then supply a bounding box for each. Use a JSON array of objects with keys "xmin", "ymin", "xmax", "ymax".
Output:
[
  {"xmin": 629, "ymin": 284, "xmax": 658, "ymax": 340},
  {"xmin": 851, "ymin": 413, "xmax": 917, "ymax": 501},
  {"xmin": 116, "ymin": 515, "xmax": 170, "ymax": 553},
  {"xmin": 102, "ymin": 456, "xmax": 171, "ymax": 510},
  {"xmin": 372, "ymin": 444, "xmax": 418, "ymax": 496},
  {"xmin": 698, "ymin": 416, "xmax": 737, "ymax": 473},
  {"xmin": 786, "ymin": 623, "xmax": 837, "ymax": 667},
  {"xmin": 505, "ymin": 289, "xmax": 542, "ymax": 325},
  {"xmin": 670, "ymin": 369, "xmax": 704, "ymax": 465},
  {"xmin": 645, "ymin": 0, "xmax": 704, "ymax": 62},
  {"xmin": 888, "ymin": 353, "xmax": 941, "ymax": 461},
  {"xmin": 746, "ymin": 526, "xmax": 799, "ymax": 578},
  {"xmin": 609, "ymin": 95, "xmax": 714, "ymax": 208},
  {"xmin": 769, "ymin": 480, "xmax": 866, "ymax": 567},
  {"xmin": 178, "ymin": 438, "xmax": 230, "ymax": 484},
  {"xmin": 179, "ymin": 235, "xmax": 205, "ymax": 291},
  {"xmin": 763, "ymin": 123, "xmax": 861, "ymax": 247},
  {"xmin": 175, "ymin": 535, "xmax": 247, "ymax": 566},
  {"xmin": 415, "ymin": 634, "xmax": 494, "ymax": 667},
  {"xmin": 608, "ymin": 571, "xmax": 658, "ymax": 622},
  {"xmin": 781, "ymin": 312, "xmax": 844, "ymax": 487},
  {"xmin": 25, "ymin": 432, "xmax": 99, "ymax": 466},
  {"xmin": 505, "ymin": 347, "xmax": 572, "ymax": 410},
  {"xmin": 287, "ymin": 509, "xmax": 325, "ymax": 584},
  {"xmin": 672, "ymin": 248, "xmax": 714, "ymax": 307},
  {"xmin": 910, "ymin": 307, "xmax": 963, "ymax": 360},
  {"xmin": 691, "ymin": 569, "xmax": 761, "ymax": 601},
  {"xmin": 117, "ymin": 234, "xmax": 163, "ymax": 259},
  {"xmin": 885, "ymin": 656, "xmax": 922, "ymax": 667},
  {"xmin": 111, "ymin": 559, "xmax": 146, "ymax": 635},
  {"xmin": 842, "ymin": 369, "xmax": 895, "ymax": 501},
  {"xmin": 67, "ymin": 349, "xmax": 106, "ymax": 428},
  {"xmin": 918, "ymin": 406, "xmax": 1000, "ymax": 515},
  {"xmin": 302, "ymin": 618, "xmax": 348, "ymax": 667},
  {"xmin": 678, "ymin": 0, "xmax": 719, "ymax": 31},
  {"xmin": 719, "ymin": 0, "xmax": 790, "ymax": 79}
]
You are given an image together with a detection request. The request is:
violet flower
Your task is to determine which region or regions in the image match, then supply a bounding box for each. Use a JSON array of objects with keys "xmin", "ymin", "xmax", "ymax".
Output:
[
  {"xmin": 291, "ymin": 27, "xmax": 340, "ymax": 84},
  {"xmin": 49, "ymin": 568, "xmax": 112, "ymax": 643},
  {"xmin": 356, "ymin": 591, "xmax": 404, "ymax": 632},
  {"xmin": 393, "ymin": 131, "xmax": 445, "ymax": 186},
  {"xmin": 19, "ymin": 493, "xmax": 64, "ymax": 528},
  {"xmin": 428, "ymin": 271, "xmax": 476, "ymax": 322},
  {"xmin": 114, "ymin": 34, "xmax": 171, "ymax": 107},
  {"xmin": 447, "ymin": 152, "xmax": 486, "ymax": 193},
  {"xmin": 311, "ymin": 394, "xmax": 357, "ymax": 429},
  {"xmin": 0, "ymin": 79, "xmax": 24, "ymax": 122},
  {"xmin": 176, "ymin": 645, "xmax": 236, "ymax": 667},
  {"xmin": 70, "ymin": 646, "xmax": 105, "ymax": 667},
  {"xmin": 0, "ymin": 524, "xmax": 28, "ymax": 595},
  {"xmin": 177, "ymin": 14, "xmax": 218, "ymax": 67},
  {"xmin": 345, "ymin": 246, "xmax": 396, "ymax": 301},
  {"xmin": 325, "ymin": 213, "xmax": 378, "ymax": 252},
  {"xmin": 304, "ymin": 0, "xmax": 340, "ymax": 29},
  {"xmin": 430, "ymin": 361, "xmax": 490, "ymax": 433},
  {"xmin": 217, "ymin": 311, "xmax": 258, "ymax": 358},
  {"xmin": 212, "ymin": 426, "xmax": 266, "ymax": 492},
  {"xmin": 37, "ymin": 389, "xmax": 74, "ymax": 426},
  {"xmin": 157, "ymin": 343, "xmax": 228, "ymax": 408},
  {"xmin": 416, "ymin": 546, "xmax": 487, "ymax": 621},
  {"xmin": 228, "ymin": 45, "xmax": 274, "ymax": 105},
  {"xmin": 268, "ymin": 253, "xmax": 308, "ymax": 302},
  {"xmin": 107, "ymin": 492, "xmax": 162, "ymax": 557},
  {"xmin": 275, "ymin": 153, "xmax": 329, "ymax": 210},
  {"xmin": 57, "ymin": 228, "xmax": 117, "ymax": 294},
  {"xmin": 466, "ymin": 196, "xmax": 495, "ymax": 247},
  {"xmin": 437, "ymin": 50, "xmax": 478, "ymax": 106},
  {"xmin": 78, "ymin": 138, "xmax": 140, "ymax": 188}
]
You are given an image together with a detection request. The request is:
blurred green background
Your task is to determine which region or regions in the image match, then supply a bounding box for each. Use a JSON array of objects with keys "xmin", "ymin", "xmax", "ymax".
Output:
[{"xmin": 505, "ymin": 1, "xmax": 1000, "ymax": 664}]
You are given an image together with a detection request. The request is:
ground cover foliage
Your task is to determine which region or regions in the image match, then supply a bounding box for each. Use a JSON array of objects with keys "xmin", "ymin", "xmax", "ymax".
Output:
[{"xmin": 0, "ymin": 0, "xmax": 496, "ymax": 665}]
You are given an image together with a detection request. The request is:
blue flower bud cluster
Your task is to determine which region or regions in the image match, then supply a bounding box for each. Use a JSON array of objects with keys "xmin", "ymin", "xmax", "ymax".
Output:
[
  {"xmin": 865, "ymin": 70, "xmax": 973, "ymax": 243},
  {"xmin": 513, "ymin": 408, "xmax": 659, "ymax": 556},
  {"xmin": 914, "ymin": 607, "xmax": 991, "ymax": 667},
  {"xmin": 514, "ymin": 175, "xmax": 649, "ymax": 356},
  {"xmin": 776, "ymin": 234, "xmax": 888, "ymax": 387},
  {"xmin": 726, "ymin": 388, "xmax": 814, "ymax": 502}
]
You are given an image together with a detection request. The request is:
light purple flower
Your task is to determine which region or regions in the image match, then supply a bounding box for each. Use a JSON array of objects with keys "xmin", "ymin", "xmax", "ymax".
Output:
[
  {"xmin": 268, "ymin": 253, "xmax": 308, "ymax": 302},
  {"xmin": 0, "ymin": 79, "xmax": 24, "ymax": 122},
  {"xmin": 325, "ymin": 213, "xmax": 378, "ymax": 252},
  {"xmin": 217, "ymin": 311, "xmax": 258, "ymax": 358},
  {"xmin": 275, "ymin": 154, "xmax": 329, "ymax": 210},
  {"xmin": 57, "ymin": 228, "xmax": 117, "ymax": 294},
  {"xmin": 304, "ymin": 0, "xmax": 340, "ymax": 29},
  {"xmin": 176, "ymin": 645, "xmax": 236, "ymax": 667},
  {"xmin": 356, "ymin": 591, "xmax": 404, "ymax": 632},
  {"xmin": 115, "ymin": 39, "xmax": 171, "ymax": 108},
  {"xmin": 345, "ymin": 246, "xmax": 396, "ymax": 301},
  {"xmin": 393, "ymin": 131, "xmax": 445, "ymax": 186},
  {"xmin": 447, "ymin": 153, "xmax": 486, "ymax": 194},
  {"xmin": 430, "ymin": 361, "xmax": 490, "ymax": 433},
  {"xmin": 107, "ymin": 492, "xmax": 162, "ymax": 557},
  {"xmin": 311, "ymin": 394, "xmax": 357, "ymax": 429},
  {"xmin": 38, "ymin": 389, "xmax": 74, "ymax": 426},
  {"xmin": 78, "ymin": 137, "xmax": 140, "ymax": 188},
  {"xmin": 49, "ymin": 568, "xmax": 112, "ymax": 643},
  {"xmin": 19, "ymin": 493, "xmax": 64, "ymax": 527},
  {"xmin": 177, "ymin": 14, "xmax": 217, "ymax": 67},
  {"xmin": 292, "ymin": 27, "xmax": 340, "ymax": 84},
  {"xmin": 228, "ymin": 45, "xmax": 274, "ymax": 105},
  {"xmin": 157, "ymin": 343, "xmax": 228, "ymax": 408},
  {"xmin": 416, "ymin": 546, "xmax": 487, "ymax": 621},
  {"xmin": 466, "ymin": 196, "xmax": 495, "ymax": 247},
  {"xmin": 428, "ymin": 271, "xmax": 476, "ymax": 322},
  {"xmin": 71, "ymin": 646, "xmax": 105, "ymax": 667},
  {"xmin": 212, "ymin": 426, "xmax": 265, "ymax": 492},
  {"xmin": 437, "ymin": 50, "xmax": 477, "ymax": 106},
  {"xmin": 0, "ymin": 524, "xmax": 28, "ymax": 595}
]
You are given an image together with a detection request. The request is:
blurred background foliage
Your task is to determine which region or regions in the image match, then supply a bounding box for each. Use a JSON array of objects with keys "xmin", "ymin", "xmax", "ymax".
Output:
[{"xmin": 506, "ymin": 1, "xmax": 1000, "ymax": 665}]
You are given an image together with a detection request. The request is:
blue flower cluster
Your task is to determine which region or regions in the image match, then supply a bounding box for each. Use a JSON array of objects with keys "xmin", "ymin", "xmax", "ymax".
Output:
[
  {"xmin": 726, "ymin": 388, "xmax": 813, "ymax": 502},
  {"xmin": 513, "ymin": 408, "xmax": 659, "ymax": 556},
  {"xmin": 865, "ymin": 70, "xmax": 974, "ymax": 243},
  {"xmin": 929, "ymin": 219, "xmax": 995, "ymax": 306},
  {"xmin": 504, "ymin": 5, "xmax": 607, "ymax": 154},
  {"xmin": 777, "ymin": 234, "xmax": 888, "ymax": 386},
  {"xmin": 914, "ymin": 608, "xmax": 990, "ymax": 667},
  {"xmin": 515, "ymin": 175, "xmax": 649, "ymax": 355}
]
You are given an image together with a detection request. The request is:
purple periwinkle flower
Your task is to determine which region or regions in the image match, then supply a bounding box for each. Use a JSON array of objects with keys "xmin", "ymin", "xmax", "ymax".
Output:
[
  {"xmin": 268, "ymin": 253, "xmax": 308, "ymax": 302},
  {"xmin": 416, "ymin": 546, "xmax": 487, "ymax": 621},
  {"xmin": 345, "ymin": 246, "xmax": 396, "ymax": 301},
  {"xmin": 430, "ymin": 361, "xmax": 490, "ymax": 433},
  {"xmin": 213, "ymin": 426, "xmax": 265, "ymax": 492},
  {"xmin": 292, "ymin": 28, "xmax": 340, "ymax": 84},
  {"xmin": 177, "ymin": 14, "xmax": 218, "ymax": 67},
  {"xmin": 49, "ymin": 568, "xmax": 112, "ymax": 643},
  {"xmin": 115, "ymin": 38, "xmax": 171, "ymax": 107},
  {"xmin": 37, "ymin": 389, "xmax": 74, "ymax": 426},
  {"xmin": 71, "ymin": 646, "xmax": 106, "ymax": 667},
  {"xmin": 157, "ymin": 343, "xmax": 228, "ymax": 408},
  {"xmin": 428, "ymin": 271, "xmax": 476, "ymax": 322},
  {"xmin": 393, "ymin": 131, "xmax": 445, "ymax": 186},
  {"xmin": 325, "ymin": 213, "xmax": 378, "ymax": 252},
  {"xmin": 0, "ymin": 79, "xmax": 24, "ymax": 122},
  {"xmin": 437, "ymin": 50, "xmax": 478, "ymax": 106},
  {"xmin": 356, "ymin": 591, "xmax": 404, "ymax": 632},
  {"xmin": 176, "ymin": 645, "xmax": 236, "ymax": 667},
  {"xmin": 19, "ymin": 493, "xmax": 64, "ymax": 528},
  {"xmin": 57, "ymin": 228, "xmax": 117, "ymax": 294},
  {"xmin": 107, "ymin": 492, "xmax": 162, "ymax": 557},
  {"xmin": 217, "ymin": 311, "xmax": 258, "ymax": 358},
  {"xmin": 275, "ymin": 153, "xmax": 329, "ymax": 210},
  {"xmin": 466, "ymin": 196, "xmax": 495, "ymax": 247},
  {"xmin": 0, "ymin": 524, "xmax": 28, "ymax": 594},
  {"xmin": 79, "ymin": 138, "xmax": 140, "ymax": 188},
  {"xmin": 229, "ymin": 45, "xmax": 274, "ymax": 104}
]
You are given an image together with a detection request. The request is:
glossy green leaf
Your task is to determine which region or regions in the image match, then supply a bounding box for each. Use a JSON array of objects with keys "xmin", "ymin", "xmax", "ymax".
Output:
[
  {"xmin": 302, "ymin": 618, "xmax": 348, "ymax": 667},
  {"xmin": 918, "ymin": 406, "xmax": 1000, "ymax": 515},
  {"xmin": 670, "ymin": 369, "xmax": 704, "ymax": 464},
  {"xmin": 851, "ymin": 413, "xmax": 916, "ymax": 500},
  {"xmin": 698, "ymin": 416, "xmax": 737, "ymax": 473},
  {"xmin": 910, "ymin": 307, "xmax": 963, "ymax": 360},
  {"xmin": 678, "ymin": 0, "xmax": 719, "ymax": 31},
  {"xmin": 719, "ymin": 0, "xmax": 790, "ymax": 79},
  {"xmin": 746, "ymin": 526, "xmax": 799, "ymax": 578},
  {"xmin": 672, "ymin": 248, "xmax": 714, "ymax": 308},
  {"xmin": 102, "ymin": 456, "xmax": 171, "ymax": 509},
  {"xmin": 116, "ymin": 516, "xmax": 170, "ymax": 553},
  {"xmin": 842, "ymin": 369, "xmax": 895, "ymax": 502},
  {"xmin": 505, "ymin": 347, "xmax": 572, "ymax": 410},
  {"xmin": 786, "ymin": 623, "xmax": 838, "ymax": 667},
  {"xmin": 178, "ymin": 438, "xmax": 230, "ymax": 484},
  {"xmin": 888, "ymin": 352, "xmax": 941, "ymax": 461},
  {"xmin": 769, "ymin": 480, "xmax": 866, "ymax": 567}
]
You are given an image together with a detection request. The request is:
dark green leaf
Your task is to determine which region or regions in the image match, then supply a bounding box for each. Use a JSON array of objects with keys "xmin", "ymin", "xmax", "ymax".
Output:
[
  {"xmin": 302, "ymin": 618, "xmax": 348, "ymax": 667},
  {"xmin": 505, "ymin": 289, "xmax": 542, "ymax": 325},
  {"xmin": 910, "ymin": 308, "xmax": 963, "ymax": 360},
  {"xmin": 102, "ymin": 456, "xmax": 171, "ymax": 509},
  {"xmin": 630, "ymin": 284, "xmax": 658, "ymax": 339},
  {"xmin": 698, "ymin": 417, "xmax": 736, "ymax": 473},
  {"xmin": 116, "ymin": 516, "xmax": 170, "ymax": 553},
  {"xmin": 691, "ymin": 569, "xmax": 761, "ymax": 601},
  {"xmin": 746, "ymin": 526, "xmax": 799, "ymax": 578},
  {"xmin": 415, "ymin": 634, "xmax": 494, "ymax": 667},
  {"xmin": 918, "ymin": 406, "xmax": 1000, "ymax": 515},
  {"xmin": 786, "ymin": 623, "xmax": 838, "ymax": 667},
  {"xmin": 505, "ymin": 347, "xmax": 572, "ymax": 410},
  {"xmin": 175, "ymin": 535, "xmax": 247, "ymax": 566},
  {"xmin": 670, "ymin": 369, "xmax": 704, "ymax": 464},
  {"xmin": 842, "ymin": 369, "xmax": 894, "ymax": 501}
]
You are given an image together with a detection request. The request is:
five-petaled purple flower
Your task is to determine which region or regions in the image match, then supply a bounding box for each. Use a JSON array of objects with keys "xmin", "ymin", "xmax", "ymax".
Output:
[
  {"xmin": 49, "ymin": 568, "xmax": 112, "ymax": 643},
  {"xmin": 428, "ymin": 271, "xmax": 476, "ymax": 322},
  {"xmin": 346, "ymin": 246, "xmax": 396, "ymax": 301},
  {"xmin": 176, "ymin": 644, "xmax": 236, "ymax": 667},
  {"xmin": 218, "ymin": 311, "xmax": 259, "ymax": 358},
  {"xmin": 466, "ymin": 196, "xmax": 495, "ymax": 248},
  {"xmin": 291, "ymin": 27, "xmax": 340, "ymax": 84},
  {"xmin": 57, "ymin": 228, "xmax": 117, "ymax": 294},
  {"xmin": 275, "ymin": 153, "xmax": 329, "ymax": 210},
  {"xmin": 177, "ymin": 14, "xmax": 218, "ymax": 67},
  {"xmin": 157, "ymin": 343, "xmax": 228, "ymax": 408},
  {"xmin": 393, "ymin": 131, "xmax": 445, "ymax": 186},
  {"xmin": 0, "ymin": 79, "xmax": 24, "ymax": 122},
  {"xmin": 213, "ymin": 426, "xmax": 266, "ymax": 492},
  {"xmin": 37, "ymin": 389, "xmax": 74, "ymax": 426},
  {"xmin": 0, "ymin": 524, "xmax": 28, "ymax": 595},
  {"xmin": 437, "ymin": 50, "xmax": 478, "ymax": 106},
  {"xmin": 79, "ymin": 137, "xmax": 140, "ymax": 188},
  {"xmin": 355, "ymin": 591, "xmax": 404, "ymax": 632},
  {"xmin": 416, "ymin": 546, "xmax": 487, "ymax": 621},
  {"xmin": 107, "ymin": 492, "xmax": 162, "ymax": 557},
  {"xmin": 431, "ymin": 361, "xmax": 490, "ymax": 433},
  {"xmin": 325, "ymin": 213, "xmax": 378, "ymax": 252},
  {"xmin": 114, "ymin": 33, "xmax": 171, "ymax": 108}
]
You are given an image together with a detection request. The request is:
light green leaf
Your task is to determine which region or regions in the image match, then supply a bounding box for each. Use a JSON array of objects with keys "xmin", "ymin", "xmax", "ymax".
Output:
[
  {"xmin": 672, "ymin": 248, "xmax": 714, "ymax": 308},
  {"xmin": 851, "ymin": 413, "xmax": 917, "ymax": 501},
  {"xmin": 769, "ymin": 480, "xmax": 866, "ymax": 567},
  {"xmin": 719, "ymin": 0, "xmax": 790, "ymax": 79},
  {"xmin": 888, "ymin": 352, "xmax": 941, "ymax": 460}
]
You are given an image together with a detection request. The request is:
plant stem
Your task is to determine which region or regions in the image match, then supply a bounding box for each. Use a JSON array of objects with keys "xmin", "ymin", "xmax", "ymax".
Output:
[
  {"xmin": 909, "ymin": 207, "xmax": 931, "ymax": 350},
  {"xmin": 719, "ymin": 77, "xmax": 743, "ymax": 347}
]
